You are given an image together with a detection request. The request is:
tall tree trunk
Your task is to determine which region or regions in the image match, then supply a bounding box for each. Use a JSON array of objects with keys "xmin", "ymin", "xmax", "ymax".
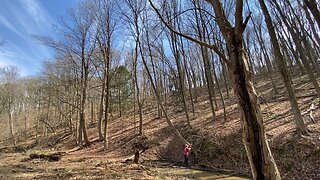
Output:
[
  {"xmin": 103, "ymin": 75, "xmax": 110, "ymax": 150},
  {"xmin": 202, "ymin": 46, "xmax": 217, "ymax": 120},
  {"xmin": 211, "ymin": 54, "xmax": 227, "ymax": 122},
  {"xmin": 132, "ymin": 8, "xmax": 144, "ymax": 135},
  {"xmin": 259, "ymin": 0, "xmax": 309, "ymax": 135},
  {"xmin": 193, "ymin": 3, "xmax": 216, "ymax": 120},
  {"xmin": 282, "ymin": 34, "xmax": 306, "ymax": 74},
  {"xmin": 97, "ymin": 82, "xmax": 105, "ymax": 140},
  {"xmin": 139, "ymin": 40, "xmax": 189, "ymax": 145},
  {"xmin": 78, "ymin": 54, "xmax": 90, "ymax": 147},
  {"xmin": 181, "ymin": 44, "xmax": 196, "ymax": 117},
  {"xmin": 228, "ymin": 44, "xmax": 280, "ymax": 180},
  {"xmin": 188, "ymin": 57, "xmax": 199, "ymax": 102},
  {"xmin": 146, "ymin": 28, "xmax": 162, "ymax": 119},
  {"xmin": 302, "ymin": 2, "xmax": 320, "ymax": 47},
  {"xmin": 304, "ymin": 0, "xmax": 320, "ymax": 29},
  {"xmin": 220, "ymin": 58, "xmax": 230, "ymax": 98},
  {"xmin": 210, "ymin": 1, "xmax": 281, "ymax": 179},
  {"xmin": 8, "ymin": 102, "xmax": 15, "ymax": 146},
  {"xmin": 251, "ymin": 19, "xmax": 278, "ymax": 94},
  {"xmin": 134, "ymin": 41, "xmax": 143, "ymax": 136},
  {"xmin": 103, "ymin": 38, "xmax": 111, "ymax": 150},
  {"xmin": 90, "ymin": 101, "xmax": 94, "ymax": 126},
  {"xmin": 170, "ymin": 32, "xmax": 191, "ymax": 126},
  {"xmin": 272, "ymin": 0, "xmax": 320, "ymax": 100}
]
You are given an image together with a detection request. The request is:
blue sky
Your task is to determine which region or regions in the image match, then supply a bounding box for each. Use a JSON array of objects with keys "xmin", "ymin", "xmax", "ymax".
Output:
[{"xmin": 0, "ymin": 0, "xmax": 79, "ymax": 76}]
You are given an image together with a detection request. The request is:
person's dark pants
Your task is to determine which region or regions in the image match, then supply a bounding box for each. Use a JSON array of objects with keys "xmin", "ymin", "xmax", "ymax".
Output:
[{"xmin": 184, "ymin": 155, "xmax": 189, "ymax": 167}]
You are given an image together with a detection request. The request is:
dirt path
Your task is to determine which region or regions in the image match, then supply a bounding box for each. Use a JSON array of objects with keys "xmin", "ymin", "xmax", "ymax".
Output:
[{"xmin": 0, "ymin": 151, "xmax": 249, "ymax": 180}]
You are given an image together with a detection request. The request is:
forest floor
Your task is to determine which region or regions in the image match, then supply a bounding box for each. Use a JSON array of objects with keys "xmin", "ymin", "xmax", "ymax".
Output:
[
  {"xmin": 0, "ymin": 68, "xmax": 320, "ymax": 179},
  {"xmin": 0, "ymin": 150, "xmax": 248, "ymax": 179}
]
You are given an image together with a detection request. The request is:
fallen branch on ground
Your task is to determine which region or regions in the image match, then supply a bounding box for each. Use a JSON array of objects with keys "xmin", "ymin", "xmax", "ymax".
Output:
[
  {"xmin": 47, "ymin": 132, "xmax": 72, "ymax": 147},
  {"xmin": 122, "ymin": 149, "xmax": 147, "ymax": 163},
  {"xmin": 29, "ymin": 151, "xmax": 65, "ymax": 161},
  {"xmin": 302, "ymin": 103, "xmax": 317, "ymax": 123}
]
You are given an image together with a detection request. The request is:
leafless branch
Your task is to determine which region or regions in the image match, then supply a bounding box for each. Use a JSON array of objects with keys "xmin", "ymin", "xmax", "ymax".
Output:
[{"xmin": 148, "ymin": 0, "xmax": 229, "ymax": 66}]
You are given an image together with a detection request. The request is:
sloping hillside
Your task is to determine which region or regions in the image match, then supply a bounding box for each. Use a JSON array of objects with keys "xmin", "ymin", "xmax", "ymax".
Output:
[{"xmin": 0, "ymin": 69, "xmax": 319, "ymax": 179}]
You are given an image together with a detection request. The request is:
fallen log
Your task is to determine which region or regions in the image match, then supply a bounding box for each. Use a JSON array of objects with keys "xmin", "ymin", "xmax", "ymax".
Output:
[
  {"xmin": 122, "ymin": 149, "xmax": 147, "ymax": 164},
  {"xmin": 29, "ymin": 151, "xmax": 65, "ymax": 161},
  {"xmin": 47, "ymin": 132, "xmax": 72, "ymax": 147}
]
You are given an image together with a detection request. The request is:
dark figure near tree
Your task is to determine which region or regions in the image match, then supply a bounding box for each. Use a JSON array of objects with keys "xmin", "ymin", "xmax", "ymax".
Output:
[{"xmin": 183, "ymin": 144, "xmax": 192, "ymax": 167}]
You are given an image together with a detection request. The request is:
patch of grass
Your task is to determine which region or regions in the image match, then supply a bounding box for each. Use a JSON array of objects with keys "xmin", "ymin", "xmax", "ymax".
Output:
[
  {"xmin": 111, "ymin": 173, "xmax": 119, "ymax": 179},
  {"xmin": 270, "ymin": 113, "xmax": 279, "ymax": 120}
]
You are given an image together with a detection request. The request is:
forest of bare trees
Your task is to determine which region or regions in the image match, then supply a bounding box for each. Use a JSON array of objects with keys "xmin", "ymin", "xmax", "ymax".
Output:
[{"xmin": 0, "ymin": 0, "xmax": 319, "ymax": 179}]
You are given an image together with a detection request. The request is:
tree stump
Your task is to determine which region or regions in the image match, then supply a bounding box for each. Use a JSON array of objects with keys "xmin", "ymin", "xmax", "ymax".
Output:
[{"xmin": 133, "ymin": 149, "xmax": 140, "ymax": 164}]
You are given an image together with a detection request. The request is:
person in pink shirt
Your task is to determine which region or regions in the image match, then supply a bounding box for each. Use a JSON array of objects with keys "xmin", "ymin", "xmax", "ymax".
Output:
[{"xmin": 183, "ymin": 144, "xmax": 192, "ymax": 167}]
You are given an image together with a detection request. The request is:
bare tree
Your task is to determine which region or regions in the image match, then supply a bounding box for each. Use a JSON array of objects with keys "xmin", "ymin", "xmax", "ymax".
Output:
[
  {"xmin": 258, "ymin": 0, "xmax": 309, "ymax": 135},
  {"xmin": 122, "ymin": 0, "xmax": 148, "ymax": 136},
  {"xmin": 304, "ymin": 0, "xmax": 320, "ymax": 29},
  {"xmin": 38, "ymin": 0, "xmax": 97, "ymax": 147},
  {"xmin": 0, "ymin": 65, "xmax": 20, "ymax": 146},
  {"xmin": 93, "ymin": 0, "xmax": 118, "ymax": 150},
  {"xmin": 149, "ymin": 0, "xmax": 281, "ymax": 178}
]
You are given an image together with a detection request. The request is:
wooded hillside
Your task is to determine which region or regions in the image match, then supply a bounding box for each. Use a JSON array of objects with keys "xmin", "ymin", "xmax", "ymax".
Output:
[{"xmin": 0, "ymin": 0, "xmax": 319, "ymax": 179}]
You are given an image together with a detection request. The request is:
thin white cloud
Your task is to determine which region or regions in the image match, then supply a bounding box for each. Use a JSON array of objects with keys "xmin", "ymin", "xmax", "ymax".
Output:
[
  {"xmin": 7, "ymin": 41, "xmax": 26, "ymax": 55},
  {"xmin": 0, "ymin": 0, "xmax": 69, "ymax": 76},
  {"xmin": 0, "ymin": 50, "xmax": 36, "ymax": 61},
  {"xmin": 0, "ymin": 15, "xmax": 25, "ymax": 38},
  {"xmin": 0, "ymin": 0, "xmax": 53, "ymax": 68},
  {"xmin": 18, "ymin": 0, "xmax": 54, "ymax": 31}
]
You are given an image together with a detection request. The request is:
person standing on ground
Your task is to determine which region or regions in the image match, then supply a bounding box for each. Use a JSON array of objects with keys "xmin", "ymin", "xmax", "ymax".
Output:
[{"xmin": 183, "ymin": 144, "xmax": 192, "ymax": 167}]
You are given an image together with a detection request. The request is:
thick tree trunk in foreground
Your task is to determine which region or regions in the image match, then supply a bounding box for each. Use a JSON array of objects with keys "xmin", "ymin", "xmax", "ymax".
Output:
[
  {"xmin": 209, "ymin": 1, "xmax": 281, "ymax": 178},
  {"xmin": 227, "ymin": 39, "xmax": 281, "ymax": 180}
]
